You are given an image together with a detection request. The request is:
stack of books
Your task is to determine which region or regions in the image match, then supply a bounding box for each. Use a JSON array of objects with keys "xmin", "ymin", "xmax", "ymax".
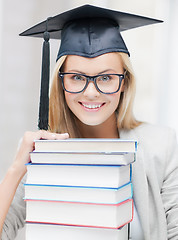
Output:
[{"xmin": 24, "ymin": 138, "xmax": 137, "ymax": 240}]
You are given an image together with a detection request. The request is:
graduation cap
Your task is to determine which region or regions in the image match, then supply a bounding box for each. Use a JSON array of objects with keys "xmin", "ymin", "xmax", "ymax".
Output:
[{"xmin": 19, "ymin": 4, "xmax": 163, "ymax": 130}]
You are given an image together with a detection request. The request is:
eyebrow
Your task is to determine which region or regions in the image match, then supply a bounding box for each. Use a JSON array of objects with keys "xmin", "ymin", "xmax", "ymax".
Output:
[{"xmin": 66, "ymin": 69, "xmax": 117, "ymax": 75}]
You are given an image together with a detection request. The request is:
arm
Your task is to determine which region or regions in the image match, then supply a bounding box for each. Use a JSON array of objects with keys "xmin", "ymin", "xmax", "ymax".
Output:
[
  {"xmin": 0, "ymin": 130, "xmax": 69, "ymax": 238},
  {"xmin": 0, "ymin": 164, "xmax": 25, "ymax": 237},
  {"xmin": 161, "ymin": 130, "xmax": 178, "ymax": 239}
]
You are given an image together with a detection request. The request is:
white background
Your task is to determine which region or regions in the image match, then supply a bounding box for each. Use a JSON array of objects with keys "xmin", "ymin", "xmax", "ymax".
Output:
[{"xmin": 0, "ymin": 0, "xmax": 178, "ymax": 239}]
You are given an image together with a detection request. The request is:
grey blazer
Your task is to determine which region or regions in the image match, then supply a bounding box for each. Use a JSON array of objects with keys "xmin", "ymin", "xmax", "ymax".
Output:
[
  {"xmin": 2, "ymin": 123, "xmax": 178, "ymax": 239},
  {"xmin": 120, "ymin": 123, "xmax": 178, "ymax": 240}
]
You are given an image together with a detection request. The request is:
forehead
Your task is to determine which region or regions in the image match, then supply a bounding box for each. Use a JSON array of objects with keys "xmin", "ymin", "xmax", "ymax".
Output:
[{"xmin": 63, "ymin": 53, "xmax": 124, "ymax": 73}]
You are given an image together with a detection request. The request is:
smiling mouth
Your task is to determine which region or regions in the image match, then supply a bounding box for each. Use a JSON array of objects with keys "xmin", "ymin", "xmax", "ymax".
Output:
[{"xmin": 79, "ymin": 102, "xmax": 105, "ymax": 109}]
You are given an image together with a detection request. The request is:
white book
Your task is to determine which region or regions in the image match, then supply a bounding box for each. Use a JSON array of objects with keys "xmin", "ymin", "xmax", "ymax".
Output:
[
  {"xmin": 34, "ymin": 138, "xmax": 137, "ymax": 153},
  {"xmin": 30, "ymin": 151, "xmax": 135, "ymax": 165},
  {"xmin": 26, "ymin": 222, "xmax": 128, "ymax": 240},
  {"xmin": 24, "ymin": 182, "xmax": 133, "ymax": 204},
  {"xmin": 26, "ymin": 164, "xmax": 131, "ymax": 188},
  {"xmin": 25, "ymin": 198, "xmax": 133, "ymax": 229}
]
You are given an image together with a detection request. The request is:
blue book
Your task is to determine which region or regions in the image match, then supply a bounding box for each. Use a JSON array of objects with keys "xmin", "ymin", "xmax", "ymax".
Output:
[
  {"xmin": 24, "ymin": 182, "xmax": 133, "ymax": 205},
  {"xmin": 26, "ymin": 163, "xmax": 132, "ymax": 189}
]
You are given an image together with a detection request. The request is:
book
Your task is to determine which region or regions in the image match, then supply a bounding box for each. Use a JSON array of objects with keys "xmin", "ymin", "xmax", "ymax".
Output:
[
  {"xmin": 26, "ymin": 163, "xmax": 132, "ymax": 188},
  {"xmin": 34, "ymin": 139, "xmax": 137, "ymax": 153},
  {"xmin": 26, "ymin": 222, "xmax": 128, "ymax": 240},
  {"xmin": 30, "ymin": 151, "xmax": 135, "ymax": 165},
  {"xmin": 25, "ymin": 198, "xmax": 133, "ymax": 229},
  {"xmin": 24, "ymin": 182, "xmax": 133, "ymax": 204}
]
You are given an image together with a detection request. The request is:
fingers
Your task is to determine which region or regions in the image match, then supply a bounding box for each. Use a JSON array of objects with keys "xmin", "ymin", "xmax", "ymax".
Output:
[
  {"xmin": 34, "ymin": 130, "xmax": 69, "ymax": 141},
  {"xmin": 50, "ymin": 133, "xmax": 69, "ymax": 140},
  {"xmin": 23, "ymin": 130, "xmax": 69, "ymax": 144},
  {"xmin": 13, "ymin": 131, "xmax": 70, "ymax": 174}
]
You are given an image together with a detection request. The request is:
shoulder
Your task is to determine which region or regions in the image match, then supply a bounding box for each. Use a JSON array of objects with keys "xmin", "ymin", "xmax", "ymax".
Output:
[
  {"xmin": 133, "ymin": 123, "xmax": 176, "ymax": 142},
  {"xmin": 120, "ymin": 123, "xmax": 177, "ymax": 158},
  {"xmin": 132, "ymin": 124, "xmax": 178, "ymax": 179},
  {"xmin": 130, "ymin": 124, "xmax": 178, "ymax": 184},
  {"xmin": 132, "ymin": 123, "xmax": 177, "ymax": 153},
  {"xmin": 121, "ymin": 122, "xmax": 176, "ymax": 142}
]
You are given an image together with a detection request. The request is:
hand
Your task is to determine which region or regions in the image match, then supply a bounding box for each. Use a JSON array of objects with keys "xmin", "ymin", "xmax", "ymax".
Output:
[{"xmin": 11, "ymin": 130, "xmax": 69, "ymax": 178}]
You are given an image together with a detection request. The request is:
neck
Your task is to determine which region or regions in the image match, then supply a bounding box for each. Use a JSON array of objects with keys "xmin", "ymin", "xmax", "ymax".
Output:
[{"xmin": 76, "ymin": 114, "xmax": 119, "ymax": 138}]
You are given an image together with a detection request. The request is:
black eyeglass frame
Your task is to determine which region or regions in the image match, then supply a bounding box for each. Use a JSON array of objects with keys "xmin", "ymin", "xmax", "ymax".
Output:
[{"xmin": 59, "ymin": 72, "xmax": 125, "ymax": 94}]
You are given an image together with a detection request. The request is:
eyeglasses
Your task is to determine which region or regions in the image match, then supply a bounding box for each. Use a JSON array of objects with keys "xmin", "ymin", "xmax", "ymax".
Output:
[{"xmin": 59, "ymin": 72, "xmax": 125, "ymax": 94}]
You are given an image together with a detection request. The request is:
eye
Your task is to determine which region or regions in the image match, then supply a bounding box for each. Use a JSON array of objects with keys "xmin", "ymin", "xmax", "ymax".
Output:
[
  {"xmin": 99, "ymin": 75, "xmax": 112, "ymax": 81},
  {"xmin": 71, "ymin": 74, "xmax": 85, "ymax": 81}
]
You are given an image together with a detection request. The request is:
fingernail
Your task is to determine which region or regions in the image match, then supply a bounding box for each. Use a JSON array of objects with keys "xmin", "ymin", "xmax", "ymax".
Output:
[{"xmin": 61, "ymin": 133, "xmax": 69, "ymax": 137}]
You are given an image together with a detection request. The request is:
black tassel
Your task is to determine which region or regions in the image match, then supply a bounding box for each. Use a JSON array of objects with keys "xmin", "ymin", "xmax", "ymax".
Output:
[{"xmin": 38, "ymin": 31, "xmax": 50, "ymax": 130}]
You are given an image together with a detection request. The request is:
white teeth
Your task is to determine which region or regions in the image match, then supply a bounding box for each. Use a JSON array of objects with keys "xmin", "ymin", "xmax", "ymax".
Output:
[{"xmin": 82, "ymin": 103, "xmax": 102, "ymax": 109}]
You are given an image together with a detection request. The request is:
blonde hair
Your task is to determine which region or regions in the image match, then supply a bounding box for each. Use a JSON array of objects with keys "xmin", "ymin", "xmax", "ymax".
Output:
[{"xmin": 49, "ymin": 53, "xmax": 141, "ymax": 137}]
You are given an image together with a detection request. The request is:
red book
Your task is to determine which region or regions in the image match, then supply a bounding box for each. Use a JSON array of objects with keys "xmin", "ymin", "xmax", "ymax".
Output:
[{"xmin": 25, "ymin": 198, "xmax": 133, "ymax": 229}]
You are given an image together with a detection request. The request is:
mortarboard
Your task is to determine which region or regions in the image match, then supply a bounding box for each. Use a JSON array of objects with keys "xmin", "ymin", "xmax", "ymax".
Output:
[{"xmin": 19, "ymin": 4, "xmax": 163, "ymax": 130}]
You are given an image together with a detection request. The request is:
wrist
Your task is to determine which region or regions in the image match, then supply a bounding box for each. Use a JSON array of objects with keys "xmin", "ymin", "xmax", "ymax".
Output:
[{"xmin": 8, "ymin": 162, "xmax": 27, "ymax": 182}]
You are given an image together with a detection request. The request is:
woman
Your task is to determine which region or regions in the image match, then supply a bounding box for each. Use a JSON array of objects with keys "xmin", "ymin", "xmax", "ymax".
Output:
[{"xmin": 1, "ymin": 4, "xmax": 178, "ymax": 240}]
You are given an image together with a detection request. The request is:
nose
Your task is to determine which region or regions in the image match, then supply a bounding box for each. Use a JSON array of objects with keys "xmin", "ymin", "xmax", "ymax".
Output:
[{"xmin": 83, "ymin": 81, "xmax": 100, "ymax": 98}]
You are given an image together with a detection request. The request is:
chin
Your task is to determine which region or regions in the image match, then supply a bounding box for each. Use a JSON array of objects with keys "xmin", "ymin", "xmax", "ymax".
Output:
[{"xmin": 79, "ymin": 118, "xmax": 107, "ymax": 126}]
